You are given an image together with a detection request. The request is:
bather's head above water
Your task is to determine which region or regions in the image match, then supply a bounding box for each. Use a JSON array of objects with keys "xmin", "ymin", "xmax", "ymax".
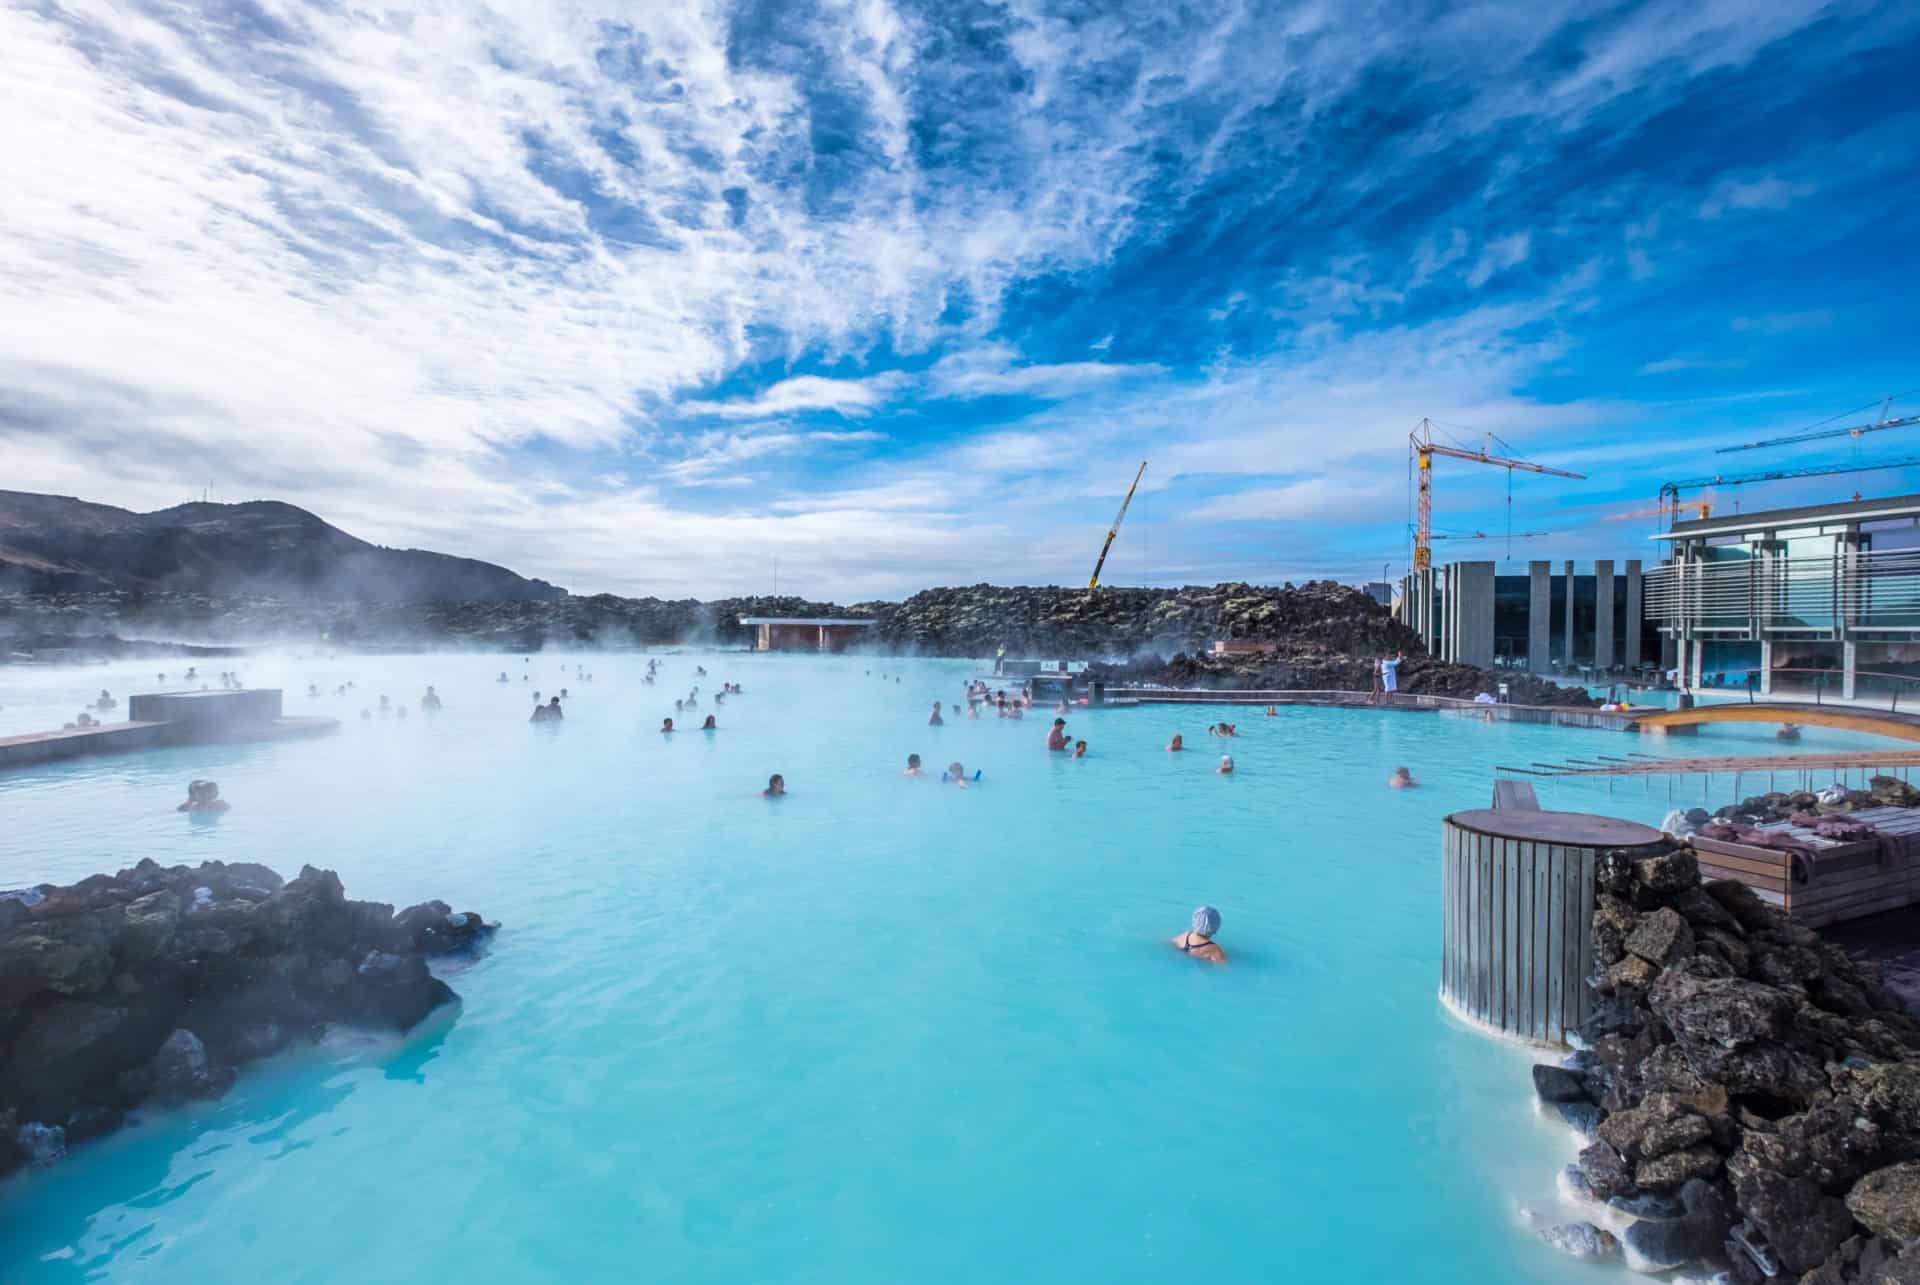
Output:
[
  {"xmin": 764, "ymin": 773, "xmax": 785, "ymax": 797},
  {"xmin": 1217, "ymin": 755, "xmax": 1234, "ymax": 774},
  {"xmin": 661, "ymin": 717, "xmax": 674, "ymax": 732},
  {"xmin": 1174, "ymin": 905, "xmax": 1225, "ymax": 963},
  {"xmin": 177, "ymin": 779, "xmax": 230, "ymax": 814},
  {"xmin": 1388, "ymin": 766, "xmax": 1417, "ymax": 788},
  {"xmin": 905, "ymin": 753, "xmax": 923, "ymax": 776}
]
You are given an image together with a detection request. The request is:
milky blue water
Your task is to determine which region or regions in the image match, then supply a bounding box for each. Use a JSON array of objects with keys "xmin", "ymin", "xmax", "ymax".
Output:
[{"xmin": 0, "ymin": 653, "xmax": 1886, "ymax": 1283}]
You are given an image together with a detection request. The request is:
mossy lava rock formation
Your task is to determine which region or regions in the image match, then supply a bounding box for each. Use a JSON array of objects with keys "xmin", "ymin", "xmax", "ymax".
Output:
[
  {"xmin": 0, "ymin": 860, "xmax": 492, "ymax": 1175},
  {"xmin": 1530, "ymin": 845, "xmax": 1920, "ymax": 1281}
]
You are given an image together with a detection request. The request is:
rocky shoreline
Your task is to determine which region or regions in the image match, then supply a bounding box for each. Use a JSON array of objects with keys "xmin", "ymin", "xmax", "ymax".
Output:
[
  {"xmin": 2, "ymin": 582, "xmax": 1592, "ymax": 705},
  {"xmin": 0, "ymin": 860, "xmax": 492, "ymax": 1177},
  {"xmin": 1528, "ymin": 842, "xmax": 1920, "ymax": 1281}
]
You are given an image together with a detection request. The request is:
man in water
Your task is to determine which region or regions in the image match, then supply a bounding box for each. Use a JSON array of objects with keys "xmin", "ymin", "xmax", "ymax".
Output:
[
  {"xmin": 1172, "ymin": 906, "xmax": 1226, "ymax": 964},
  {"xmin": 1208, "ymin": 722, "xmax": 1236, "ymax": 737},
  {"xmin": 945, "ymin": 761, "xmax": 969, "ymax": 788},
  {"xmin": 660, "ymin": 717, "xmax": 674, "ymax": 733},
  {"xmin": 929, "ymin": 701, "xmax": 944, "ymax": 726},
  {"xmin": 702, "ymin": 715, "xmax": 717, "ymax": 730},
  {"xmin": 1388, "ymin": 765, "xmax": 1418, "ymax": 789},
  {"xmin": 1217, "ymin": 755, "xmax": 1234, "ymax": 774},
  {"xmin": 177, "ymin": 780, "xmax": 231, "ymax": 814},
  {"xmin": 421, "ymin": 686, "xmax": 442, "ymax": 711},
  {"xmin": 763, "ymin": 773, "xmax": 785, "ymax": 797},
  {"xmin": 1046, "ymin": 718, "xmax": 1070, "ymax": 751},
  {"xmin": 530, "ymin": 697, "xmax": 563, "ymax": 723},
  {"xmin": 904, "ymin": 753, "xmax": 923, "ymax": 776},
  {"xmin": 1166, "ymin": 733, "xmax": 1184, "ymax": 752}
]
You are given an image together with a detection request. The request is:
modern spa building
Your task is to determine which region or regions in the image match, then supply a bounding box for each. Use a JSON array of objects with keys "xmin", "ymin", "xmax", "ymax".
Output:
[
  {"xmin": 1396, "ymin": 559, "xmax": 1651, "ymax": 678},
  {"xmin": 1643, "ymin": 493, "xmax": 1920, "ymax": 699}
]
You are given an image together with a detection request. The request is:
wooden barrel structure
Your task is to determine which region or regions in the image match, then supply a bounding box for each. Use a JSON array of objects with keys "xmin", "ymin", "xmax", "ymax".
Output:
[{"xmin": 1441, "ymin": 809, "xmax": 1667, "ymax": 1045}]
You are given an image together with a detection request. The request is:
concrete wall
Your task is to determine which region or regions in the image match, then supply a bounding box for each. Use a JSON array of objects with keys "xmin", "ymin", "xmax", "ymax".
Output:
[
  {"xmin": 128, "ymin": 689, "xmax": 282, "ymax": 729},
  {"xmin": 1625, "ymin": 560, "xmax": 1643, "ymax": 670},
  {"xmin": 1448, "ymin": 561, "xmax": 1497, "ymax": 669},
  {"xmin": 1594, "ymin": 559, "xmax": 1615, "ymax": 671},
  {"xmin": 1528, "ymin": 561, "xmax": 1551, "ymax": 672}
]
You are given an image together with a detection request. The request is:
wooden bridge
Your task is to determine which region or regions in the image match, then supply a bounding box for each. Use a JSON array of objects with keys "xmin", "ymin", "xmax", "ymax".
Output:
[{"xmin": 1627, "ymin": 702, "xmax": 1920, "ymax": 743}]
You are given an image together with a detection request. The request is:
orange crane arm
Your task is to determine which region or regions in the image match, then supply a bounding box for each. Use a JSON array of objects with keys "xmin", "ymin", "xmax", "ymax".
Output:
[{"xmin": 1420, "ymin": 442, "xmax": 1583, "ymax": 478}]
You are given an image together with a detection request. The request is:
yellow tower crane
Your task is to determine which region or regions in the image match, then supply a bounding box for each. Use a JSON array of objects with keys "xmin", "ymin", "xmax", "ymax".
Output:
[{"xmin": 1410, "ymin": 419, "xmax": 1583, "ymax": 571}]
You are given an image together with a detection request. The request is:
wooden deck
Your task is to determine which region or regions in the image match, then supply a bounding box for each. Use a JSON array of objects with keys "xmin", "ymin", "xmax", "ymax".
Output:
[{"xmin": 1688, "ymin": 806, "xmax": 1920, "ymax": 928}]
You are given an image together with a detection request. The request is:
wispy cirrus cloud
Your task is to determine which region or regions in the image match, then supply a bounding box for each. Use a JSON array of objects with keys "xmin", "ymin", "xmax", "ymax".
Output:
[{"xmin": 1, "ymin": 0, "xmax": 1917, "ymax": 598}]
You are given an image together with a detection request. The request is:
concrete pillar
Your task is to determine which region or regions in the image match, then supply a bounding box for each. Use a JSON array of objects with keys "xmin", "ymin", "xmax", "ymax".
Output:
[
  {"xmin": 1625, "ymin": 560, "xmax": 1642, "ymax": 674},
  {"xmin": 1527, "ymin": 561, "xmax": 1551, "ymax": 674},
  {"xmin": 1452, "ymin": 561, "xmax": 1497, "ymax": 669},
  {"xmin": 1690, "ymin": 637, "xmax": 1705, "ymax": 690},
  {"xmin": 1563, "ymin": 560, "xmax": 1576, "ymax": 669},
  {"xmin": 1416, "ymin": 569, "xmax": 1435, "ymax": 652},
  {"xmin": 1594, "ymin": 559, "xmax": 1615, "ymax": 673},
  {"xmin": 1844, "ymin": 640, "xmax": 1858, "ymax": 701},
  {"xmin": 1760, "ymin": 640, "xmax": 1774, "ymax": 695}
]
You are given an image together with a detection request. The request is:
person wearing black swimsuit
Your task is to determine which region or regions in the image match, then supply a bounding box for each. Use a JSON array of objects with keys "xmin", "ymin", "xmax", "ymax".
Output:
[{"xmin": 1172, "ymin": 905, "xmax": 1226, "ymax": 964}]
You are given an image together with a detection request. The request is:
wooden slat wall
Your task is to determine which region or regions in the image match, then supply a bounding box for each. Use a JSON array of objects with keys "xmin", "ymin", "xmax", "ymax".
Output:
[{"xmin": 1441, "ymin": 820, "xmax": 1632, "ymax": 1046}]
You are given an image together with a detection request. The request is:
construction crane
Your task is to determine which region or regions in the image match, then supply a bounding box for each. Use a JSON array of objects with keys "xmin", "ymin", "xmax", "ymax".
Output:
[
  {"xmin": 1657, "ymin": 453, "xmax": 1920, "ymax": 518},
  {"xmin": 1410, "ymin": 419, "xmax": 1583, "ymax": 571},
  {"xmin": 1429, "ymin": 530, "xmax": 1553, "ymax": 541},
  {"xmin": 1087, "ymin": 460, "xmax": 1147, "ymax": 590},
  {"xmin": 1717, "ymin": 395, "xmax": 1918, "ymax": 454}
]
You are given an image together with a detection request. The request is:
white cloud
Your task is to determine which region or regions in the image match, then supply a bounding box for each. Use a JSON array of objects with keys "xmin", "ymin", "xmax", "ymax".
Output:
[
  {"xmin": 926, "ymin": 345, "xmax": 1164, "ymax": 400},
  {"xmin": 691, "ymin": 376, "xmax": 907, "ymax": 419},
  {"xmin": 1638, "ymin": 356, "xmax": 1745, "ymax": 375},
  {"xmin": 1731, "ymin": 310, "xmax": 1836, "ymax": 335},
  {"xmin": 1700, "ymin": 175, "xmax": 1815, "ymax": 219},
  {"xmin": 1464, "ymin": 232, "xmax": 1532, "ymax": 288}
]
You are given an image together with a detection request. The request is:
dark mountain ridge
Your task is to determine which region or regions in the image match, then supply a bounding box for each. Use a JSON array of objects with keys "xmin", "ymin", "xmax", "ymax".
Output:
[{"xmin": 0, "ymin": 491, "xmax": 562, "ymax": 603}]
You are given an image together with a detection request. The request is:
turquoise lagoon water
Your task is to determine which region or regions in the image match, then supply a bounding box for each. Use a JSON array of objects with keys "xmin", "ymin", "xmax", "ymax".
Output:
[{"xmin": 0, "ymin": 654, "xmax": 1886, "ymax": 1283}]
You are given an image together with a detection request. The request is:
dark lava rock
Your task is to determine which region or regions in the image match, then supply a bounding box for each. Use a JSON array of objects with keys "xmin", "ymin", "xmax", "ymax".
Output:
[
  {"xmin": 1598, "ymin": 1093, "xmax": 1712, "ymax": 1161},
  {"xmin": 1556, "ymin": 1100, "xmax": 1605, "ymax": 1139},
  {"xmin": 1635, "ymin": 849, "xmax": 1702, "ymax": 895},
  {"xmin": 1539, "ymin": 1221, "xmax": 1620, "ymax": 1260},
  {"xmin": 1532, "ymin": 1063, "xmax": 1589, "ymax": 1105},
  {"xmin": 1637, "ymin": 1143, "xmax": 1722, "ymax": 1189},
  {"xmin": 1609, "ymin": 1188, "xmax": 1686, "ymax": 1220},
  {"xmin": 1623, "ymin": 1214, "xmax": 1726, "ymax": 1272},
  {"xmin": 0, "ymin": 859, "xmax": 493, "ymax": 1173},
  {"xmin": 1579, "ymin": 1141, "xmax": 1635, "ymax": 1201},
  {"xmin": 1848, "ymin": 1162, "xmax": 1920, "ymax": 1242},
  {"xmin": 1627, "ymin": 907, "xmax": 1697, "ymax": 967},
  {"xmin": 1649, "ymin": 969, "xmax": 1793, "ymax": 1051},
  {"xmin": 1729, "ymin": 1156, "xmax": 1857, "ymax": 1275}
]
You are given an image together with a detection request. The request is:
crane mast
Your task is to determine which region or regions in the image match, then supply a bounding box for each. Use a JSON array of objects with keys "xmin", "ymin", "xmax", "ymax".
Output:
[{"xmin": 1088, "ymin": 460, "xmax": 1148, "ymax": 590}]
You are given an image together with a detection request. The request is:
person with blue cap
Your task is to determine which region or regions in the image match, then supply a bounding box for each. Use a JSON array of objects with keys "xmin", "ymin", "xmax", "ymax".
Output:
[{"xmin": 1172, "ymin": 906, "xmax": 1225, "ymax": 964}]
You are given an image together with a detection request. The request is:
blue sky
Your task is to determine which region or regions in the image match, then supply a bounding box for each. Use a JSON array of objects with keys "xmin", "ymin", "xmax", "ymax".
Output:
[{"xmin": 1, "ymin": 0, "xmax": 1917, "ymax": 599}]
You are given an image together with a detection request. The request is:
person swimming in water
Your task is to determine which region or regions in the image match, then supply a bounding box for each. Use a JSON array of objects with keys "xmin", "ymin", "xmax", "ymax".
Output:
[
  {"xmin": 95, "ymin": 689, "xmax": 116, "ymax": 711},
  {"xmin": 1777, "ymin": 723, "xmax": 1802, "ymax": 742},
  {"xmin": 702, "ymin": 715, "xmax": 717, "ymax": 730},
  {"xmin": 1388, "ymin": 765, "xmax": 1418, "ymax": 789},
  {"xmin": 1072, "ymin": 740, "xmax": 1088, "ymax": 759},
  {"xmin": 929, "ymin": 701, "xmax": 943, "ymax": 726},
  {"xmin": 1173, "ymin": 906, "xmax": 1226, "ymax": 964},
  {"xmin": 421, "ymin": 686, "xmax": 442, "ymax": 711},
  {"xmin": 1046, "ymin": 717, "xmax": 1070, "ymax": 751},
  {"xmin": 904, "ymin": 753, "xmax": 923, "ymax": 777},
  {"xmin": 695, "ymin": 665, "xmax": 708, "ymax": 677},
  {"xmin": 1208, "ymin": 722, "xmax": 1236, "ymax": 737},
  {"xmin": 177, "ymin": 779, "xmax": 231, "ymax": 814},
  {"xmin": 1217, "ymin": 754, "xmax": 1234, "ymax": 775},
  {"xmin": 498, "ymin": 672, "xmax": 509, "ymax": 683},
  {"xmin": 1166, "ymin": 733, "xmax": 1184, "ymax": 752},
  {"xmin": 763, "ymin": 773, "xmax": 785, "ymax": 797},
  {"xmin": 661, "ymin": 717, "xmax": 674, "ymax": 733},
  {"xmin": 945, "ymin": 761, "xmax": 969, "ymax": 788},
  {"xmin": 1265, "ymin": 704, "xmax": 1277, "ymax": 717},
  {"xmin": 674, "ymin": 699, "xmax": 685, "ymax": 712}
]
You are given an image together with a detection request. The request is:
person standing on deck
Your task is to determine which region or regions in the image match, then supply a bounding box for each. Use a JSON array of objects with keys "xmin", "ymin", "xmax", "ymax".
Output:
[{"xmin": 1380, "ymin": 653, "xmax": 1403, "ymax": 702}]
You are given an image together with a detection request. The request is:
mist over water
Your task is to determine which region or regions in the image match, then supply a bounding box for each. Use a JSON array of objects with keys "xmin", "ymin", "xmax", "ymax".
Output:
[{"xmin": 0, "ymin": 652, "xmax": 1882, "ymax": 1283}]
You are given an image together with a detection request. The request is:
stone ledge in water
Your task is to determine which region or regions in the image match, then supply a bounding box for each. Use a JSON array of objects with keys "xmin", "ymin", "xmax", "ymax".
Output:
[{"xmin": 0, "ymin": 858, "xmax": 495, "ymax": 1179}]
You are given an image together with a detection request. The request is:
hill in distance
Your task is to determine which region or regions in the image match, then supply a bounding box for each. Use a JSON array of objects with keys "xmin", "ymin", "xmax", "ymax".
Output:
[{"xmin": 0, "ymin": 490, "xmax": 563, "ymax": 603}]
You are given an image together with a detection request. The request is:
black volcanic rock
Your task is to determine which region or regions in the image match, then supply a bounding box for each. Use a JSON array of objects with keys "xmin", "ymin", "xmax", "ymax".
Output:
[{"xmin": 0, "ymin": 859, "xmax": 494, "ymax": 1178}]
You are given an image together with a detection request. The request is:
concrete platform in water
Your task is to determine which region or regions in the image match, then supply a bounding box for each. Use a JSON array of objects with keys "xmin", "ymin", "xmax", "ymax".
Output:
[{"xmin": 0, "ymin": 689, "xmax": 337, "ymax": 771}]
